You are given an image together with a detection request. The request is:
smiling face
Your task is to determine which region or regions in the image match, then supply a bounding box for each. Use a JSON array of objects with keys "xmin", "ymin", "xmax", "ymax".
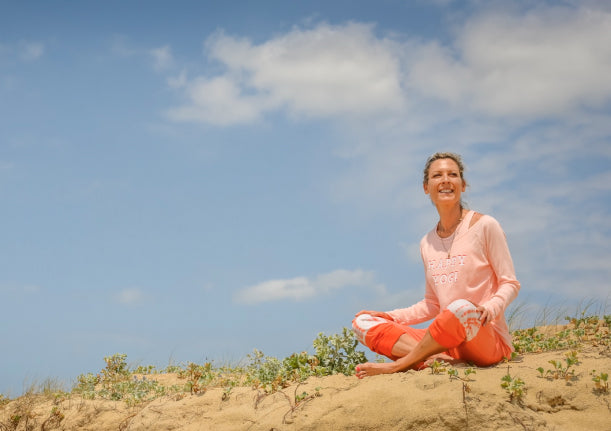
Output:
[{"xmin": 423, "ymin": 158, "xmax": 466, "ymax": 207}]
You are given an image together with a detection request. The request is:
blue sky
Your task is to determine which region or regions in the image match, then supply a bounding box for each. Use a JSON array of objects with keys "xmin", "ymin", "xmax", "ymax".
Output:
[{"xmin": 1, "ymin": 0, "xmax": 610, "ymax": 395}]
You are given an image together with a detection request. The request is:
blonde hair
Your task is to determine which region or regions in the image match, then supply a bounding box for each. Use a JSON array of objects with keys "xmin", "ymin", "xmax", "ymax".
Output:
[{"xmin": 423, "ymin": 152, "xmax": 466, "ymax": 186}]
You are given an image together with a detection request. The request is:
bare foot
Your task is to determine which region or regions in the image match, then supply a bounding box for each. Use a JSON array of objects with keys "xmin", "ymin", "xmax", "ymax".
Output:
[{"xmin": 355, "ymin": 362, "xmax": 396, "ymax": 379}]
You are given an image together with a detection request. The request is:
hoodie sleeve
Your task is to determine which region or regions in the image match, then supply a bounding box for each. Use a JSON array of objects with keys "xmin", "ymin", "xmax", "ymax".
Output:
[
  {"xmin": 387, "ymin": 291, "xmax": 440, "ymax": 325},
  {"xmin": 480, "ymin": 217, "xmax": 521, "ymax": 319}
]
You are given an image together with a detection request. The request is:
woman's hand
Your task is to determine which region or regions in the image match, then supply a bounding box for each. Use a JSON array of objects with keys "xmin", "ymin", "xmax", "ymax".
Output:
[
  {"xmin": 355, "ymin": 310, "xmax": 395, "ymax": 321},
  {"xmin": 475, "ymin": 305, "xmax": 493, "ymax": 326}
]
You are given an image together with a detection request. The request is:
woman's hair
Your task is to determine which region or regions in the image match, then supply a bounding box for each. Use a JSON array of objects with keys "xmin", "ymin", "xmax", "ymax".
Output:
[{"xmin": 422, "ymin": 152, "xmax": 466, "ymax": 186}]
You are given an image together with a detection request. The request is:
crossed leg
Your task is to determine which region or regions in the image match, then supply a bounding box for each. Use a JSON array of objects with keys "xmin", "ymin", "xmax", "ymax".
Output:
[
  {"xmin": 390, "ymin": 332, "xmax": 456, "ymax": 364},
  {"xmin": 355, "ymin": 330, "xmax": 447, "ymax": 378},
  {"xmin": 352, "ymin": 300, "xmax": 505, "ymax": 378}
]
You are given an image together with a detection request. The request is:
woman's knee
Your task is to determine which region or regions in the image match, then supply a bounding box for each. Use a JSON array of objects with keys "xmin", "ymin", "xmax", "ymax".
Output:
[
  {"xmin": 445, "ymin": 299, "xmax": 482, "ymax": 342},
  {"xmin": 352, "ymin": 314, "xmax": 376, "ymax": 344},
  {"xmin": 352, "ymin": 314, "xmax": 369, "ymax": 333},
  {"xmin": 447, "ymin": 299, "xmax": 478, "ymax": 314},
  {"xmin": 352, "ymin": 313, "xmax": 393, "ymax": 333},
  {"xmin": 429, "ymin": 300, "xmax": 482, "ymax": 347}
]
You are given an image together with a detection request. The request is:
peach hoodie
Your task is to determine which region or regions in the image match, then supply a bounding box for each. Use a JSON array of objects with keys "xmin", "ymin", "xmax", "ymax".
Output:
[{"xmin": 388, "ymin": 210, "xmax": 521, "ymax": 350}]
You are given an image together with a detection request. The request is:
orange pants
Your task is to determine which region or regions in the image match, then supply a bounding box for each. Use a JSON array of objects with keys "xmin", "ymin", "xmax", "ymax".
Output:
[{"xmin": 352, "ymin": 299, "xmax": 512, "ymax": 367}]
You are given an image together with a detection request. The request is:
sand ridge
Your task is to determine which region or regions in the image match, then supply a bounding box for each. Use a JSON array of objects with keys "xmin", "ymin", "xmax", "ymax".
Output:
[{"xmin": 1, "ymin": 327, "xmax": 610, "ymax": 430}]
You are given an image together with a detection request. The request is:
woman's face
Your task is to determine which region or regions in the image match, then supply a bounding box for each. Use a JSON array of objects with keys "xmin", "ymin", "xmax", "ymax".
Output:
[{"xmin": 423, "ymin": 158, "xmax": 466, "ymax": 206}]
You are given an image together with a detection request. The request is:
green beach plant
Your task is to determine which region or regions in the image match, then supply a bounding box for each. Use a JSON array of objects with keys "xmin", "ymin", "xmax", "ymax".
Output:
[
  {"xmin": 100, "ymin": 353, "xmax": 130, "ymax": 383},
  {"xmin": 511, "ymin": 311, "xmax": 610, "ymax": 354},
  {"xmin": 180, "ymin": 362, "xmax": 215, "ymax": 394},
  {"xmin": 73, "ymin": 373, "xmax": 99, "ymax": 399},
  {"xmin": 537, "ymin": 350, "xmax": 580, "ymax": 381},
  {"xmin": 73, "ymin": 353, "xmax": 173, "ymax": 406},
  {"xmin": 591, "ymin": 370, "xmax": 609, "ymax": 393},
  {"xmin": 448, "ymin": 367, "xmax": 476, "ymax": 382},
  {"xmin": 245, "ymin": 349, "xmax": 286, "ymax": 393},
  {"xmin": 501, "ymin": 368, "xmax": 526, "ymax": 404},
  {"xmin": 133, "ymin": 364, "xmax": 157, "ymax": 375},
  {"xmin": 428, "ymin": 359, "xmax": 449, "ymax": 375},
  {"xmin": 312, "ymin": 327, "xmax": 368, "ymax": 375}
]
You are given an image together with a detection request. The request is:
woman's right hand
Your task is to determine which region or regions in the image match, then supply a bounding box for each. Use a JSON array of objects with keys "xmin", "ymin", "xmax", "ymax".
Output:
[{"xmin": 355, "ymin": 310, "xmax": 395, "ymax": 321}]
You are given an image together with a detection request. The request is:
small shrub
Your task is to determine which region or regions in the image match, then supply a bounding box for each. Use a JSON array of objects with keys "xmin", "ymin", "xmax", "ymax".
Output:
[
  {"xmin": 591, "ymin": 370, "xmax": 609, "ymax": 393},
  {"xmin": 245, "ymin": 349, "xmax": 286, "ymax": 393},
  {"xmin": 104, "ymin": 377, "xmax": 166, "ymax": 406},
  {"xmin": 544, "ymin": 351, "xmax": 580, "ymax": 381},
  {"xmin": 100, "ymin": 353, "xmax": 130, "ymax": 383},
  {"xmin": 245, "ymin": 328, "xmax": 367, "ymax": 393},
  {"xmin": 428, "ymin": 359, "xmax": 449, "ymax": 375},
  {"xmin": 216, "ymin": 366, "xmax": 243, "ymax": 400},
  {"xmin": 72, "ymin": 353, "xmax": 173, "ymax": 405},
  {"xmin": 447, "ymin": 366, "xmax": 476, "ymax": 382},
  {"xmin": 453, "ymin": 367, "xmax": 475, "ymax": 380},
  {"xmin": 283, "ymin": 352, "xmax": 323, "ymax": 381},
  {"xmin": 179, "ymin": 362, "xmax": 215, "ymax": 394},
  {"xmin": 133, "ymin": 364, "xmax": 157, "ymax": 375},
  {"xmin": 312, "ymin": 328, "xmax": 368, "ymax": 375},
  {"xmin": 73, "ymin": 373, "xmax": 100, "ymax": 399},
  {"xmin": 463, "ymin": 368, "xmax": 476, "ymax": 380},
  {"xmin": 501, "ymin": 369, "xmax": 526, "ymax": 404},
  {"xmin": 164, "ymin": 363, "xmax": 184, "ymax": 373}
]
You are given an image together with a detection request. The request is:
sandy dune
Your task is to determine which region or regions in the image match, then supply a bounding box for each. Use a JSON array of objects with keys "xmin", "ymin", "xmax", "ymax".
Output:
[{"xmin": 2, "ymin": 326, "xmax": 610, "ymax": 430}]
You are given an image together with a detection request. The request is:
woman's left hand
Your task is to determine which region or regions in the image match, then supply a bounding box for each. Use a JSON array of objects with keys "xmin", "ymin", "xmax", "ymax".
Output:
[{"xmin": 476, "ymin": 305, "xmax": 493, "ymax": 326}]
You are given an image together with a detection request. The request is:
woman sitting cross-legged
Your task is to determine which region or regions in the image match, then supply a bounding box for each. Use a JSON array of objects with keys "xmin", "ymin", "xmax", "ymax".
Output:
[{"xmin": 352, "ymin": 152, "xmax": 520, "ymax": 378}]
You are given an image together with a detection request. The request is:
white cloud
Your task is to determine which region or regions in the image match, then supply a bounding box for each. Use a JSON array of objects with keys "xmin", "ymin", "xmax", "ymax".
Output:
[
  {"xmin": 318, "ymin": 5, "xmax": 611, "ymax": 208},
  {"xmin": 150, "ymin": 44, "xmax": 174, "ymax": 70},
  {"xmin": 408, "ymin": 6, "xmax": 611, "ymax": 117},
  {"xmin": 167, "ymin": 23, "xmax": 404, "ymax": 125},
  {"xmin": 115, "ymin": 288, "xmax": 144, "ymax": 305},
  {"xmin": 167, "ymin": 76, "xmax": 269, "ymax": 125},
  {"xmin": 166, "ymin": 5, "xmax": 611, "ymax": 127},
  {"xmin": 234, "ymin": 269, "xmax": 385, "ymax": 304}
]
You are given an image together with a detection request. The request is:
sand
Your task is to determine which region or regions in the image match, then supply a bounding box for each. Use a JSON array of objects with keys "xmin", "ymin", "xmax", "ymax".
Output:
[{"xmin": 1, "ymin": 330, "xmax": 610, "ymax": 430}]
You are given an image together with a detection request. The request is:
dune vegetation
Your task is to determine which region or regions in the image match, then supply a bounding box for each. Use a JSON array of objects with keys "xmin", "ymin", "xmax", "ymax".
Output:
[{"xmin": 1, "ymin": 308, "xmax": 609, "ymax": 430}]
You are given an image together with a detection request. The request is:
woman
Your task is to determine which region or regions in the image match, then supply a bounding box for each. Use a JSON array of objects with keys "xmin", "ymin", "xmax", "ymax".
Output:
[{"xmin": 352, "ymin": 152, "xmax": 520, "ymax": 378}]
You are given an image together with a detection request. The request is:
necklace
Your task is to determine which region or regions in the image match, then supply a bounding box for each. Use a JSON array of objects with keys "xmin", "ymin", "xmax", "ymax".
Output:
[
  {"xmin": 439, "ymin": 232, "xmax": 457, "ymax": 258},
  {"xmin": 437, "ymin": 214, "xmax": 464, "ymax": 258}
]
